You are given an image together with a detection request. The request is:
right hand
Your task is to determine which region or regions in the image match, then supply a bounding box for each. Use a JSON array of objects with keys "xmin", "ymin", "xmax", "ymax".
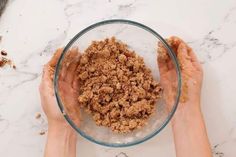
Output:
[{"xmin": 158, "ymin": 36, "xmax": 203, "ymax": 112}]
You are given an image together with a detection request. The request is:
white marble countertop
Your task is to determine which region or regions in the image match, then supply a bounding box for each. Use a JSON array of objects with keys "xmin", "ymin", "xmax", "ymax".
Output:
[{"xmin": 0, "ymin": 0, "xmax": 236, "ymax": 156}]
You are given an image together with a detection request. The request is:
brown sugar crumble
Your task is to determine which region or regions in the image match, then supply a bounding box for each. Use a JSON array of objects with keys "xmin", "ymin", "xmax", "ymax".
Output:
[{"xmin": 76, "ymin": 37, "xmax": 162, "ymax": 133}]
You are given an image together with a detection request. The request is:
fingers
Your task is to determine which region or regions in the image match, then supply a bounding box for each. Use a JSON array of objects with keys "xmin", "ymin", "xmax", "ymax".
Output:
[
  {"xmin": 61, "ymin": 48, "xmax": 78, "ymax": 78},
  {"xmin": 158, "ymin": 38, "xmax": 197, "ymax": 78},
  {"xmin": 186, "ymin": 47, "xmax": 202, "ymax": 72},
  {"xmin": 60, "ymin": 48, "xmax": 80, "ymax": 87},
  {"xmin": 167, "ymin": 59, "xmax": 174, "ymax": 70},
  {"xmin": 177, "ymin": 43, "xmax": 194, "ymax": 71},
  {"xmin": 168, "ymin": 36, "xmax": 202, "ymax": 72},
  {"xmin": 157, "ymin": 57, "xmax": 169, "ymax": 75},
  {"xmin": 40, "ymin": 65, "xmax": 54, "ymax": 92},
  {"xmin": 157, "ymin": 43, "xmax": 169, "ymax": 75},
  {"xmin": 64, "ymin": 54, "xmax": 80, "ymax": 84},
  {"xmin": 177, "ymin": 42, "xmax": 202, "ymax": 73},
  {"xmin": 40, "ymin": 48, "xmax": 64, "ymax": 92},
  {"xmin": 157, "ymin": 36, "xmax": 183, "ymax": 74},
  {"xmin": 48, "ymin": 48, "xmax": 63, "ymax": 67}
]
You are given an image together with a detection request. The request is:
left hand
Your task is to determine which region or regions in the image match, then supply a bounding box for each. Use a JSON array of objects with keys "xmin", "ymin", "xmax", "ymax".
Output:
[{"xmin": 39, "ymin": 48, "xmax": 80, "ymax": 129}]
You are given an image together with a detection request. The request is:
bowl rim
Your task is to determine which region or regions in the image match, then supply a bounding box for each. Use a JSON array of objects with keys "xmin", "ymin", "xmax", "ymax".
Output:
[{"xmin": 54, "ymin": 19, "xmax": 181, "ymax": 147}]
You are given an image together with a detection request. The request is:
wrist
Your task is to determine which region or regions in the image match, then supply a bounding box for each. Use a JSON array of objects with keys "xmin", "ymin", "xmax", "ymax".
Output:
[
  {"xmin": 170, "ymin": 102, "xmax": 212, "ymax": 157},
  {"xmin": 48, "ymin": 121, "xmax": 77, "ymax": 140},
  {"xmin": 171, "ymin": 101, "xmax": 202, "ymax": 125},
  {"xmin": 45, "ymin": 120, "xmax": 77, "ymax": 157}
]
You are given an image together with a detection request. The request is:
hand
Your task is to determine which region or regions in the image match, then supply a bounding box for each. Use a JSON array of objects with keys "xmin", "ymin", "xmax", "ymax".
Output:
[
  {"xmin": 39, "ymin": 48, "xmax": 80, "ymax": 128},
  {"xmin": 40, "ymin": 49, "xmax": 80, "ymax": 157},
  {"xmin": 158, "ymin": 36, "xmax": 203, "ymax": 112},
  {"xmin": 158, "ymin": 37, "xmax": 212, "ymax": 157}
]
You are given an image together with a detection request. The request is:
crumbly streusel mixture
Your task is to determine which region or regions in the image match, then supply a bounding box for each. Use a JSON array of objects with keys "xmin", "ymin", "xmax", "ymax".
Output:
[{"xmin": 76, "ymin": 37, "xmax": 162, "ymax": 133}]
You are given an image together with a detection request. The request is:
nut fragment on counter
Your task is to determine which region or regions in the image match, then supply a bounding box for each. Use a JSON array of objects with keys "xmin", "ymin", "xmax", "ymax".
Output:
[
  {"xmin": 1, "ymin": 50, "xmax": 7, "ymax": 56},
  {"xmin": 0, "ymin": 50, "xmax": 16, "ymax": 69},
  {"xmin": 76, "ymin": 37, "xmax": 162, "ymax": 133},
  {"xmin": 35, "ymin": 113, "xmax": 41, "ymax": 119},
  {"xmin": 39, "ymin": 130, "xmax": 46, "ymax": 135}
]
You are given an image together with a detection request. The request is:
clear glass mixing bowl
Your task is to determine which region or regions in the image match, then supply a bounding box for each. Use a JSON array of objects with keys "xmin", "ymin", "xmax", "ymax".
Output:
[{"xmin": 54, "ymin": 19, "xmax": 181, "ymax": 147}]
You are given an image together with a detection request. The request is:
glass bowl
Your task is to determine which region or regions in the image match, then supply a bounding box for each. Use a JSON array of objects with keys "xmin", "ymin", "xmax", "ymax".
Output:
[{"xmin": 54, "ymin": 19, "xmax": 181, "ymax": 147}]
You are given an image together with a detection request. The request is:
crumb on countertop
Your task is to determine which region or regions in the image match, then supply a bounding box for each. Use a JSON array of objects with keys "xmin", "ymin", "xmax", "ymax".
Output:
[
  {"xmin": 0, "ymin": 50, "xmax": 16, "ymax": 69},
  {"xmin": 1, "ymin": 50, "xmax": 7, "ymax": 56},
  {"xmin": 39, "ymin": 130, "xmax": 46, "ymax": 135},
  {"xmin": 35, "ymin": 113, "xmax": 41, "ymax": 119}
]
